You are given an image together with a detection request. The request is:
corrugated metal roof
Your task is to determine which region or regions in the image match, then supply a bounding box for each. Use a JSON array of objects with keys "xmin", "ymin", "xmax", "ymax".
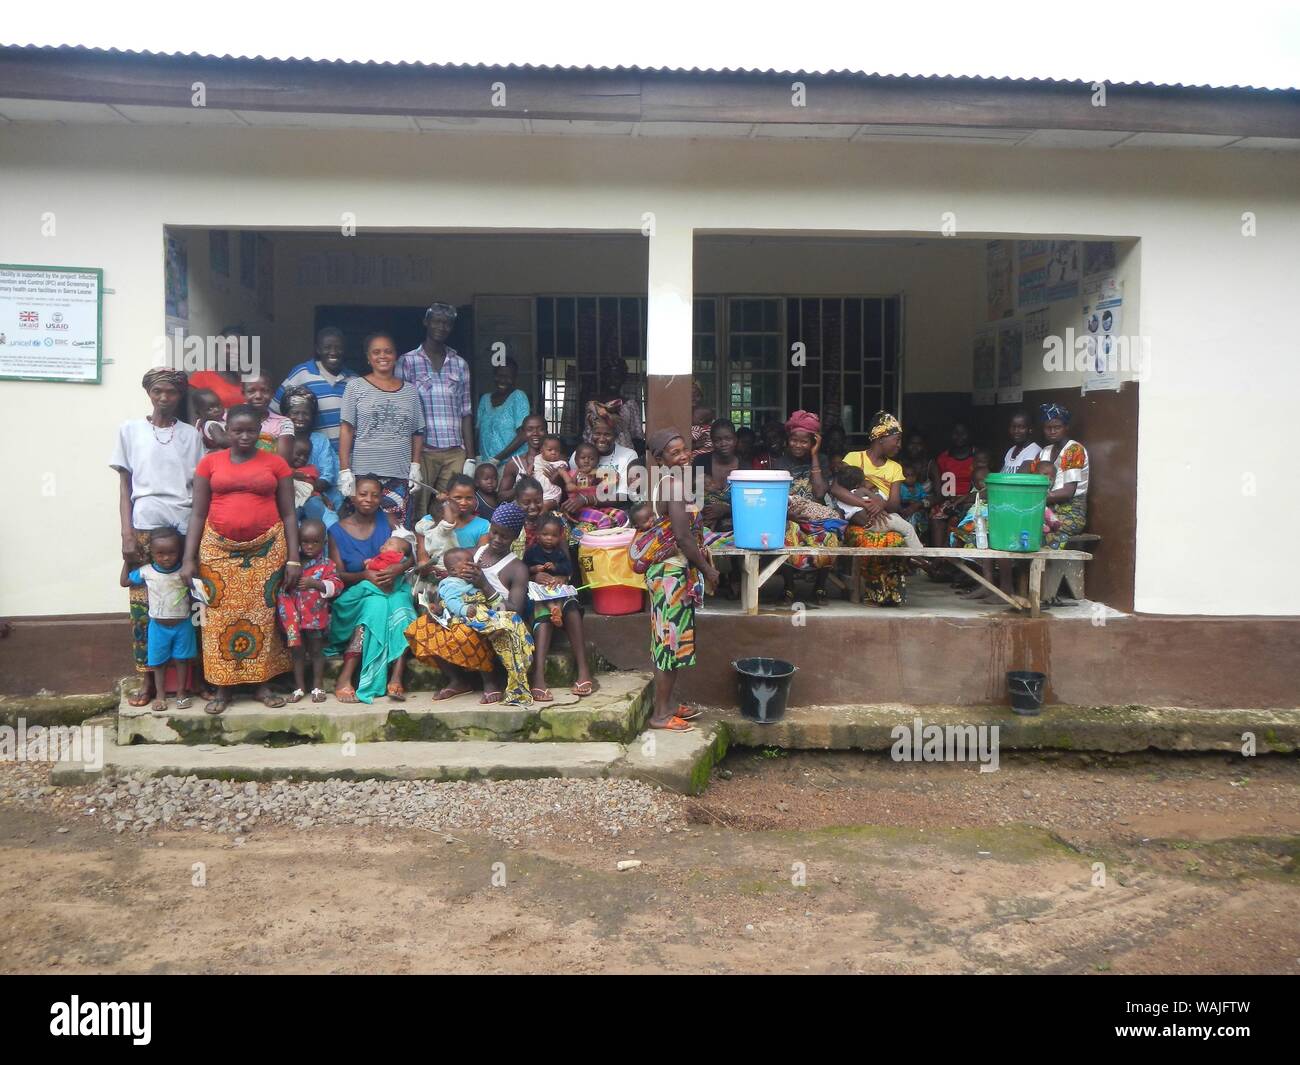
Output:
[{"xmin": 2, "ymin": 43, "xmax": 1295, "ymax": 93}]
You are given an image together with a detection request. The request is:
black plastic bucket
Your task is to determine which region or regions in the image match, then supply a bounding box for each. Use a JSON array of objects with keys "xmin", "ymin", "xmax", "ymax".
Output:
[
  {"xmin": 1007, "ymin": 670, "xmax": 1046, "ymax": 715},
  {"xmin": 734, "ymin": 658, "xmax": 797, "ymax": 724}
]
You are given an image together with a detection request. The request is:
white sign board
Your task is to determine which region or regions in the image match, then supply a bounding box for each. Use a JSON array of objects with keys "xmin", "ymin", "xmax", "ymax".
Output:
[{"xmin": 0, "ymin": 265, "xmax": 103, "ymax": 383}]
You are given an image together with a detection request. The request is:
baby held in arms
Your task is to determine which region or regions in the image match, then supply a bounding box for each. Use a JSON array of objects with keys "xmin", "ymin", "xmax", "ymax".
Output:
[
  {"xmin": 430, "ymin": 547, "xmax": 499, "ymax": 623},
  {"xmin": 365, "ymin": 536, "xmax": 412, "ymax": 573},
  {"xmin": 832, "ymin": 465, "xmax": 924, "ymax": 548}
]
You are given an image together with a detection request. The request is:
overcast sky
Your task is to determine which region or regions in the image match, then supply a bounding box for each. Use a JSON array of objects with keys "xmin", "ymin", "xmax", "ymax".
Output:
[{"xmin": 7, "ymin": 0, "xmax": 1300, "ymax": 89}]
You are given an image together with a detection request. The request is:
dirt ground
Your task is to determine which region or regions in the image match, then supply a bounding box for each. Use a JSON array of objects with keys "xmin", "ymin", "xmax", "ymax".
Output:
[{"xmin": 1, "ymin": 749, "xmax": 1297, "ymax": 974}]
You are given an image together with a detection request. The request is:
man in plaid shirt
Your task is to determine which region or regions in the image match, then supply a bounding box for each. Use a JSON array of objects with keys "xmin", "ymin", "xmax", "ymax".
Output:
[{"xmin": 396, "ymin": 302, "xmax": 473, "ymax": 516}]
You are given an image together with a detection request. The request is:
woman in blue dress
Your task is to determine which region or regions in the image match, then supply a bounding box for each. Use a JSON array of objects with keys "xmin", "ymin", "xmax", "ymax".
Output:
[
  {"xmin": 475, "ymin": 357, "xmax": 532, "ymax": 467},
  {"xmin": 325, "ymin": 476, "xmax": 416, "ymax": 703}
]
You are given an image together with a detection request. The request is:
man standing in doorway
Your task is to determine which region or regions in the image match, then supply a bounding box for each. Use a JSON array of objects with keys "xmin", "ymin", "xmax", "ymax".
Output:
[{"xmin": 396, "ymin": 302, "xmax": 472, "ymax": 517}]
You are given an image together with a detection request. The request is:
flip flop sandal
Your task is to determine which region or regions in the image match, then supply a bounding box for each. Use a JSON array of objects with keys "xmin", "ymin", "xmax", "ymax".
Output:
[
  {"xmin": 258, "ymin": 694, "xmax": 286, "ymax": 708},
  {"xmin": 174, "ymin": 696, "xmax": 193, "ymax": 710},
  {"xmin": 650, "ymin": 715, "xmax": 695, "ymax": 733},
  {"xmin": 310, "ymin": 689, "xmax": 328, "ymax": 703},
  {"xmin": 203, "ymin": 699, "xmax": 229, "ymax": 716},
  {"xmin": 386, "ymin": 685, "xmax": 407, "ymax": 702},
  {"xmin": 287, "ymin": 688, "xmax": 306, "ymax": 703},
  {"xmin": 675, "ymin": 706, "xmax": 703, "ymax": 721},
  {"xmin": 434, "ymin": 686, "xmax": 472, "ymax": 701},
  {"xmin": 127, "ymin": 688, "xmax": 154, "ymax": 708},
  {"xmin": 569, "ymin": 680, "xmax": 595, "ymax": 697},
  {"xmin": 531, "ymin": 687, "xmax": 554, "ymax": 702},
  {"xmin": 479, "ymin": 692, "xmax": 504, "ymax": 705},
  {"xmin": 335, "ymin": 686, "xmax": 359, "ymax": 704}
]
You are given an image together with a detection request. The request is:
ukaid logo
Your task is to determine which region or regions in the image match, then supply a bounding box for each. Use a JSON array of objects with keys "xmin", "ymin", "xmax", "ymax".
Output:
[
  {"xmin": 890, "ymin": 717, "xmax": 1000, "ymax": 773},
  {"xmin": 19, "ymin": 310, "xmax": 38, "ymax": 328},
  {"xmin": 50, "ymin": 997, "xmax": 151, "ymax": 1045},
  {"xmin": 0, "ymin": 720, "xmax": 105, "ymax": 771}
]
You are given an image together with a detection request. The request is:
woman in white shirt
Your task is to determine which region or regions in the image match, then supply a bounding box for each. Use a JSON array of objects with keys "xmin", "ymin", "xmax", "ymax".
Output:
[
  {"xmin": 1002, "ymin": 410, "xmax": 1042, "ymax": 472},
  {"xmin": 110, "ymin": 368, "xmax": 205, "ymax": 706}
]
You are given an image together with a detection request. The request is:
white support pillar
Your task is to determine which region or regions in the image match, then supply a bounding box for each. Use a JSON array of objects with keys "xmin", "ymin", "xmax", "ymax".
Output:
[{"xmin": 644, "ymin": 218, "xmax": 694, "ymax": 436}]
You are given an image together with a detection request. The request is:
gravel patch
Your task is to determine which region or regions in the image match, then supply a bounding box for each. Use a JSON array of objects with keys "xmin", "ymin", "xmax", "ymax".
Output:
[{"xmin": 0, "ymin": 754, "xmax": 687, "ymax": 846}]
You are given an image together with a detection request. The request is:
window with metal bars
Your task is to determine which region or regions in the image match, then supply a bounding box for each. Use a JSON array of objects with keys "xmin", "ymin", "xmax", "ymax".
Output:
[{"xmin": 534, "ymin": 296, "xmax": 647, "ymax": 438}]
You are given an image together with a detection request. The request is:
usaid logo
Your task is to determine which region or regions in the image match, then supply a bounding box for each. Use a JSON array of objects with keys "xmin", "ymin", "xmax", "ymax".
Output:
[{"xmin": 45, "ymin": 312, "xmax": 69, "ymax": 331}]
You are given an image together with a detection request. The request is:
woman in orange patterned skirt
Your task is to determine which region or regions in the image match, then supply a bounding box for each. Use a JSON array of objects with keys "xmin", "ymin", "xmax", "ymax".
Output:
[{"xmin": 182, "ymin": 405, "xmax": 300, "ymax": 713}]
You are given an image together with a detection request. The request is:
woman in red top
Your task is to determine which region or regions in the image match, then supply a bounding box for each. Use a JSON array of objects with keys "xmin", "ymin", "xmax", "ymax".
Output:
[
  {"xmin": 182, "ymin": 404, "xmax": 301, "ymax": 714},
  {"xmin": 928, "ymin": 422, "xmax": 976, "ymax": 549},
  {"xmin": 187, "ymin": 325, "xmax": 248, "ymax": 414}
]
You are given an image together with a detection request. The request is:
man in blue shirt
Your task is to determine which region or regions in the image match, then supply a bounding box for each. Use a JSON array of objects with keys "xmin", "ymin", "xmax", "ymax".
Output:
[{"xmin": 272, "ymin": 326, "xmax": 357, "ymax": 452}]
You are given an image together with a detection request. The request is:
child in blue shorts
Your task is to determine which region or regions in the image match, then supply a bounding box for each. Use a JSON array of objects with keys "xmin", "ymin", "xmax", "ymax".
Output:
[{"xmin": 120, "ymin": 527, "xmax": 197, "ymax": 712}]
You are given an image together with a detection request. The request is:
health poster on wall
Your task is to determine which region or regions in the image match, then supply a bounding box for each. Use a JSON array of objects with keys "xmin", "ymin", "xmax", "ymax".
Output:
[
  {"xmin": 1043, "ymin": 241, "xmax": 1080, "ymax": 302},
  {"xmin": 164, "ymin": 234, "xmax": 188, "ymax": 321},
  {"xmin": 1016, "ymin": 240, "xmax": 1049, "ymax": 308},
  {"xmin": 1082, "ymin": 295, "xmax": 1123, "ymax": 394},
  {"xmin": 996, "ymin": 320, "xmax": 1024, "ymax": 404},
  {"xmin": 0, "ymin": 264, "xmax": 103, "ymax": 383},
  {"xmin": 972, "ymin": 328, "xmax": 997, "ymax": 406},
  {"xmin": 985, "ymin": 240, "xmax": 1014, "ymax": 320}
]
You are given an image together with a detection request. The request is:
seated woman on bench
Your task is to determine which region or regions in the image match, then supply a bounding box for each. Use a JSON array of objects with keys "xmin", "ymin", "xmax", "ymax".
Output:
[{"xmin": 1038, "ymin": 403, "xmax": 1090, "ymax": 549}]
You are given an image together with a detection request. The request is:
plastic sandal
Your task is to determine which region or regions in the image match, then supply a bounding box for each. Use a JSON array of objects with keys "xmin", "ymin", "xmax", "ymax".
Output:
[
  {"xmin": 174, "ymin": 696, "xmax": 193, "ymax": 710},
  {"xmin": 310, "ymin": 688, "xmax": 328, "ymax": 703},
  {"xmin": 531, "ymin": 687, "xmax": 554, "ymax": 702},
  {"xmin": 650, "ymin": 715, "xmax": 695, "ymax": 732},
  {"xmin": 287, "ymin": 688, "xmax": 306, "ymax": 703}
]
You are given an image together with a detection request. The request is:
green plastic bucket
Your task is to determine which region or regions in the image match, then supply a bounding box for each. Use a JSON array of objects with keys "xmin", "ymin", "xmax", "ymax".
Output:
[{"xmin": 985, "ymin": 473, "xmax": 1051, "ymax": 552}]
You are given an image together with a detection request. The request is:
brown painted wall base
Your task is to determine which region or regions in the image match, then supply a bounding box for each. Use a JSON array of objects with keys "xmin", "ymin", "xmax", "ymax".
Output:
[
  {"xmin": 585, "ymin": 611, "xmax": 1300, "ymax": 711},
  {"xmin": 1, "ymin": 615, "xmax": 135, "ymax": 696},
  {"xmin": 5, "ymin": 610, "xmax": 1297, "ymax": 711}
]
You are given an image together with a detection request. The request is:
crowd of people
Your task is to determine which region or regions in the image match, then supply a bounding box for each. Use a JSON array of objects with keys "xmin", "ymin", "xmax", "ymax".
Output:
[{"xmin": 112, "ymin": 301, "xmax": 1089, "ymax": 731}]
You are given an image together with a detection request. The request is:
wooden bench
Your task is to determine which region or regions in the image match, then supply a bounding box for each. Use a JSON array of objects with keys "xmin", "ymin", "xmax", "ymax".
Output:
[{"xmin": 710, "ymin": 545, "xmax": 1093, "ymax": 618}]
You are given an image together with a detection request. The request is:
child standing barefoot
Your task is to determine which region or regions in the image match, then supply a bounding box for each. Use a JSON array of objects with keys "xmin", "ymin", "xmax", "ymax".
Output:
[
  {"xmin": 276, "ymin": 519, "xmax": 342, "ymax": 703},
  {"xmin": 524, "ymin": 515, "xmax": 595, "ymax": 700},
  {"xmin": 120, "ymin": 528, "xmax": 197, "ymax": 712}
]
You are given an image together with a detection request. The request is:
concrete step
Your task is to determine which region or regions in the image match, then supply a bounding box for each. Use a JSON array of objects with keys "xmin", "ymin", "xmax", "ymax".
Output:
[
  {"xmin": 52, "ymin": 719, "xmax": 729, "ymax": 795},
  {"xmin": 717, "ymin": 703, "xmax": 1300, "ymax": 754},
  {"xmin": 119, "ymin": 671, "xmax": 653, "ymax": 746}
]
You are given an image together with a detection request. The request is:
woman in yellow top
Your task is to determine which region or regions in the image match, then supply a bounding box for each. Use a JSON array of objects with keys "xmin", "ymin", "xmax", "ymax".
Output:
[
  {"xmin": 836, "ymin": 412, "xmax": 924, "ymax": 549},
  {"xmin": 832, "ymin": 411, "xmax": 922, "ymax": 606}
]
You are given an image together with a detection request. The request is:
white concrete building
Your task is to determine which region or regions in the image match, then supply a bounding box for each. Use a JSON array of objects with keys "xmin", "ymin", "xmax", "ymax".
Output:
[{"xmin": 0, "ymin": 46, "xmax": 1296, "ymax": 699}]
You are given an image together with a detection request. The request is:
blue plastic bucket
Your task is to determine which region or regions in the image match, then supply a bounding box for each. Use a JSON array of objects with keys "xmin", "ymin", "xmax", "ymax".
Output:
[{"xmin": 728, "ymin": 470, "xmax": 792, "ymax": 550}]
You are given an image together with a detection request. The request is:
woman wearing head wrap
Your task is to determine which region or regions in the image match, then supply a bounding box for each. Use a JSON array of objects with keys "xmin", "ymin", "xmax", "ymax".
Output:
[
  {"xmin": 641, "ymin": 428, "xmax": 719, "ymax": 732},
  {"xmin": 111, "ymin": 368, "xmax": 205, "ymax": 705},
  {"xmin": 835, "ymin": 410, "xmax": 915, "ymax": 607},
  {"xmin": 584, "ymin": 357, "xmax": 643, "ymax": 451},
  {"xmin": 405, "ymin": 501, "xmax": 536, "ymax": 706},
  {"xmin": 1038, "ymin": 403, "xmax": 1090, "ymax": 549},
  {"xmin": 769, "ymin": 411, "xmax": 839, "ymax": 604}
]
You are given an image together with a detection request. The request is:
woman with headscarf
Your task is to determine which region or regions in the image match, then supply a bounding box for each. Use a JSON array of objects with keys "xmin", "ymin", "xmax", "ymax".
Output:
[
  {"xmin": 584, "ymin": 359, "xmax": 643, "ymax": 451},
  {"xmin": 405, "ymin": 501, "xmax": 536, "ymax": 706},
  {"xmin": 1038, "ymin": 403, "xmax": 1090, "ymax": 548},
  {"xmin": 476, "ymin": 356, "xmax": 532, "ymax": 467},
  {"xmin": 640, "ymin": 429, "xmax": 719, "ymax": 732},
  {"xmin": 111, "ymin": 368, "xmax": 206, "ymax": 706},
  {"xmin": 771, "ymin": 410, "xmax": 838, "ymax": 605},
  {"xmin": 837, "ymin": 411, "xmax": 913, "ymax": 607}
]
